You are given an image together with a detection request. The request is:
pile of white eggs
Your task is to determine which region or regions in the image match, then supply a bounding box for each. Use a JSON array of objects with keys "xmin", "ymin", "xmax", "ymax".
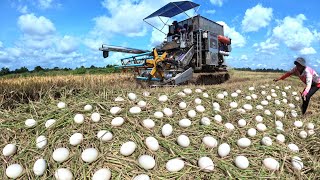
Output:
[{"xmin": 2, "ymin": 85, "xmax": 317, "ymax": 179}]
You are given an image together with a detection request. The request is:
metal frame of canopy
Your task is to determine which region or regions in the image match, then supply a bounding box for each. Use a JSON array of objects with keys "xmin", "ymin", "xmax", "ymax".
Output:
[{"xmin": 143, "ymin": 1, "xmax": 200, "ymax": 35}]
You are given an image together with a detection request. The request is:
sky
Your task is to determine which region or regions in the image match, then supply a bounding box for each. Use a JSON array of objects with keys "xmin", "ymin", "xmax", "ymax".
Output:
[{"xmin": 0, "ymin": 0, "xmax": 320, "ymax": 71}]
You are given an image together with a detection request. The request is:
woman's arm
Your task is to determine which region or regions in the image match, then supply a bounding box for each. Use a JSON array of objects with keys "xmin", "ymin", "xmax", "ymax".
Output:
[{"xmin": 274, "ymin": 67, "xmax": 296, "ymax": 81}]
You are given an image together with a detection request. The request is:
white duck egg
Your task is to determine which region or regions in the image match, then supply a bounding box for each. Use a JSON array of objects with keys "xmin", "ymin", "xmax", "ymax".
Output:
[
  {"xmin": 114, "ymin": 96, "xmax": 125, "ymax": 102},
  {"xmin": 138, "ymin": 155, "xmax": 155, "ymax": 170},
  {"xmin": 111, "ymin": 117, "xmax": 125, "ymax": 126},
  {"xmin": 69, "ymin": 133, "xmax": 83, "ymax": 146},
  {"xmin": 33, "ymin": 158, "xmax": 46, "ymax": 176},
  {"xmin": 198, "ymin": 157, "xmax": 214, "ymax": 172},
  {"xmin": 294, "ymin": 121, "xmax": 303, "ymax": 128},
  {"xmin": 261, "ymin": 137, "xmax": 272, "ymax": 146},
  {"xmin": 25, "ymin": 119, "xmax": 37, "ymax": 128},
  {"xmin": 275, "ymin": 120, "xmax": 283, "ymax": 128},
  {"xmin": 158, "ymin": 95, "xmax": 168, "ymax": 102},
  {"xmin": 36, "ymin": 135, "xmax": 47, "ymax": 149},
  {"xmin": 145, "ymin": 137, "xmax": 159, "ymax": 151},
  {"xmin": 154, "ymin": 111, "xmax": 164, "ymax": 119},
  {"xmin": 274, "ymin": 100, "xmax": 281, "ymax": 105},
  {"xmin": 2, "ymin": 144, "xmax": 17, "ymax": 156},
  {"xmin": 214, "ymin": 114, "xmax": 222, "ymax": 123},
  {"xmin": 195, "ymin": 88, "xmax": 202, "ymax": 93},
  {"xmin": 143, "ymin": 91, "xmax": 150, "ymax": 97},
  {"xmin": 261, "ymin": 91, "xmax": 266, "ymax": 95},
  {"xmin": 166, "ymin": 158, "xmax": 184, "ymax": 172},
  {"xmin": 237, "ymin": 138, "xmax": 251, "ymax": 148},
  {"xmin": 162, "ymin": 124, "xmax": 173, "ymax": 137},
  {"xmin": 84, "ymin": 104, "xmax": 93, "ymax": 111},
  {"xmin": 225, "ymin": 123, "xmax": 235, "ymax": 131},
  {"xmin": 203, "ymin": 93, "xmax": 209, "ymax": 98},
  {"xmin": 276, "ymin": 134, "xmax": 285, "ymax": 143},
  {"xmin": 194, "ymin": 98, "xmax": 202, "ymax": 104},
  {"xmin": 81, "ymin": 148, "xmax": 99, "ymax": 163},
  {"xmin": 247, "ymin": 128, "xmax": 257, "ymax": 137},
  {"xmin": 291, "ymin": 110, "xmax": 298, "ymax": 117},
  {"xmin": 97, "ymin": 130, "xmax": 113, "ymax": 142},
  {"xmin": 255, "ymin": 115, "xmax": 263, "ymax": 122},
  {"xmin": 179, "ymin": 119, "xmax": 191, "ymax": 127},
  {"xmin": 129, "ymin": 106, "xmax": 141, "ymax": 114},
  {"xmin": 266, "ymin": 95, "xmax": 272, "ymax": 100},
  {"xmin": 308, "ymin": 130, "xmax": 315, "ymax": 136},
  {"xmin": 256, "ymin": 105, "xmax": 264, "ymax": 110},
  {"xmin": 110, "ymin": 107, "xmax": 122, "ymax": 115},
  {"xmin": 177, "ymin": 92, "xmax": 186, "ymax": 97},
  {"xmin": 120, "ymin": 141, "xmax": 136, "ymax": 156},
  {"xmin": 57, "ymin": 102, "xmax": 66, "ymax": 109},
  {"xmin": 275, "ymin": 110, "xmax": 284, "ymax": 118},
  {"xmin": 45, "ymin": 119, "xmax": 56, "ymax": 128},
  {"xmin": 6, "ymin": 164, "xmax": 23, "ymax": 179},
  {"xmin": 183, "ymin": 88, "xmax": 192, "ymax": 94},
  {"xmin": 272, "ymin": 93, "xmax": 278, "ymax": 98},
  {"xmin": 299, "ymin": 131, "xmax": 308, "ymax": 139},
  {"xmin": 295, "ymin": 96, "xmax": 300, "ymax": 101},
  {"xmin": 223, "ymin": 91, "xmax": 228, "ymax": 96},
  {"xmin": 243, "ymin": 104, "xmax": 253, "ymax": 111},
  {"xmin": 264, "ymin": 110, "xmax": 271, "ymax": 116},
  {"xmin": 202, "ymin": 136, "xmax": 218, "ymax": 148},
  {"xmin": 177, "ymin": 134, "xmax": 190, "ymax": 147},
  {"xmin": 288, "ymin": 103, "xmax": 295, "ymax": 108},
  {"xmin": 216, "ymin": 93, "xmax": 224, "ymax": 99},
  {"xmin": 200, "ymin": 117, "xmax": 211, "ymax": 126},
  {"xmin": 212, "ymin": 102, "xmax": 220, "ymax": 111},
  {"xmin": 229, "ymin": 102, "xmax": 238, "ymax": 108},
  {"xmin": 271, "ymin": 89, "xmax": 275, "ymax": 93},
  {"xmin": 52, "ymin": 148, "xmax": 69, "ymax": 163},
  {"xmin": 237, "ymin": 108, "xmax": 246, "ymax": 114},
  {"xmin": 163, "ymin": 108, "xmax": 173, "ymax": 117},
  {"xmin": 234, "ymin": 156, "xmax": 249, "ymax": 169},
  {"xmin": 261, "ymin": 100, "xmax": 268, "ymax": 106},
  {"xmin": 236, "ymin": 89, "xmax": 242, "ymax": 93},
  {"xmin": 292, "ymin": 91, "xmax": 298, "ymax": 96},
  {"xmin": 196, "ymin": 105, "xmax": 205, "ymax": 113},
  {"xmin": 218, "ymin": 143, "xmax": 230, "ymax": 157},
  {"xmin": 288, "ymin": 143, "xmax": 299, "ymax": 152},
  {"xmin": 256, "ymin": 123, "xmax": 267, "ymax": 132},
  {"xmin": 179, "ymin": 102, "xmax": 187, "ymax": 109},
  {"xmin": 54, "ymin": 168, "xmax": 73, "ymax": 180},
  {"xmin": 231, "ymin": 92, "xmax": 238, "ymax": 97},
  {"xmin": 248, "ymin": 87, "xmax": 255, "ymax": 91},
  {"xmin": 282, "ymin": 99, "xmax": 288, "ymax": 104},
  {"xmin": 137, "ymin": 101, "xmax": 147, "ymax": 108},
  {"xmin": 133, "ymin": 174, "xmax": 150, "ymax": 180},
  {"xmin": 188, "ymin": 110, "xmax": 196, "ymax": 118},
  {"xmin": 74, "ymin": 114, "xmax": 85, "ymax": 124},
  {"xmin": 142, "ymin": 119, "xmax": 155, "ymax": 129},
  {"xmin": 251, "ymin": 94, "xmax": 258, "ymax": 99},
  {"xmin": 307, "ymin": 123, "xmax": 315, "ymax": 130},
  {"xmin": 238, "ymin": 119, "xmax": 246, "ymax": 127},
  {"xmin": 91, "ymin": 113, "xmax": 101, "ymax": 122},
  {"xmin": 92, "ymin": 168, "xmax": 111, "ymax": 180},
  {"xmin": 128, "ymin": 93, "xmax": 137, "ymax": 101},
  {"xmin": 245, "ymin": 96, "xmax": 252, "ymax": 100},
  {"xmin": 292, "ymin": 156, "xmax": 303, "ymax": 171},
  {"xmin": 263, "ymin": 158, "xmax": 279, "ymax": 171}
]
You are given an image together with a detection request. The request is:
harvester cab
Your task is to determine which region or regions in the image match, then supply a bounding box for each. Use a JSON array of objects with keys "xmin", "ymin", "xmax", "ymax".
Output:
[{"xmin": 99, "ymin": 1, "xmax": 232, "ymax": 86}]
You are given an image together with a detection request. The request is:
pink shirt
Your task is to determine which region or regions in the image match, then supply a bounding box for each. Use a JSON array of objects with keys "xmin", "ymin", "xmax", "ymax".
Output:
[{"xmin": 280, "ymin": 66, "xmax": 320, "ymax": 93}]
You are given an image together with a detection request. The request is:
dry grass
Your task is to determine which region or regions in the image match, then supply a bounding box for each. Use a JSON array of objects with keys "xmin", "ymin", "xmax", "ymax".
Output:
[{"xmin": 0, "ymin": 70, "xmax": 319, "ymax": 179}]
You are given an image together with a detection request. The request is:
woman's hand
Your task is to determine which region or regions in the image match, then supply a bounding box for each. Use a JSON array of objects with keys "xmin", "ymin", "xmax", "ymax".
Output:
[{"xmin": 273, "ymin": 78, "xmax": 279, "ymax": 82}]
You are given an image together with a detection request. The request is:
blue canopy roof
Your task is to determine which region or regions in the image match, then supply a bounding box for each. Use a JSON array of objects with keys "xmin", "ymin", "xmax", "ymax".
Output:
[{"xmin": 144, "ymin": 1, "xmax": 199, "ymax": 20}]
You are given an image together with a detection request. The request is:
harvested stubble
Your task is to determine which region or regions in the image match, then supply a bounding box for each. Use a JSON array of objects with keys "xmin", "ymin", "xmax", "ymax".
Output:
[{"xmin": 0, "ymin": 70, "xmax": 320, "ymax": 179}]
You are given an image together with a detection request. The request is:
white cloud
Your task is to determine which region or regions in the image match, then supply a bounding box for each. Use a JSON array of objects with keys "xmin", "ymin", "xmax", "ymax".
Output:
[
  {"xmin": 242, "ymin": 4, "xmax": 273, "ymax": 32},
  {"xmin": 150, "ymin": 27, "xmax": 167, "ymax": 47},
  {"xmin": 0, "ymin": 41, "xmax": 3, "ymax": 48},
  {"xmin": 217, "ymin": 21, "xmax": 246, "ymax": 47},
  {"xmin": 17, "ymin": 5, "xmax": 28, "ymax": 14},
  {"xmin": 38, "ymin": 0, "xmax": 54, "ymax": 9},
  {"xmin": 255, "ymin": 38, "xmax": 279, "ymax": 55},
  {"xmin": 56, "ymin": 36, "xmax": 78, "ymax": 54},
  {"xmin": 18, "ymin": 13, "xmax": 56, "ymax": 37},
  {"xmin": 240, "ymin": 55, "xmax": 248, "ymax": 60},
  {"xmin": 210, "ymin": 0, "xmax": 225, "ymax": 7},
  {"xmin": 83, "ymin": 38, "xmax": 105, "ymax": 51},
  {"xmin": 205, "ymin": 10, "xmax": 216, "ymax": 14},
  {"xmin": 299, "ymin": 47, "xmax": 316, "ymax": 55},
  {"xmin": 272, "ymin": 14, "xmax": 314, "ymax": 51}
]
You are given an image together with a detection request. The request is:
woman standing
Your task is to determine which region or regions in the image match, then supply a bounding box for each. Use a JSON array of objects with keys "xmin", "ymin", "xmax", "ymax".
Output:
[{"xmin": 274, "ymin": 57, "xmax": 320, "ymax": 115}]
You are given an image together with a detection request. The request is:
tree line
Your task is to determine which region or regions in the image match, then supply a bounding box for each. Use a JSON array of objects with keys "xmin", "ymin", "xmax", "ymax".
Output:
[{"xmin": 234, "ymin": 67, "xmax": 286, "ymax": 73}]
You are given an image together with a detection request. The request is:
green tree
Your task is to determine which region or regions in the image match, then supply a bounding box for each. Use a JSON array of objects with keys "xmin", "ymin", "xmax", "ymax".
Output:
[
  {"xmin": 33, "ymin": 66, "xmax": 44, "ymax": 72},
  {"xmin": 0, "ymin": 67, "xmax": 10, "ymax": 76}
]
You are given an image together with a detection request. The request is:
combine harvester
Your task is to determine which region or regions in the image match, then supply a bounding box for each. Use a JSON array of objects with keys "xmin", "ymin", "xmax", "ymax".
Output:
[{"xmin": 99, "ymin": 1, "xmax": 232, "ymax": 86}]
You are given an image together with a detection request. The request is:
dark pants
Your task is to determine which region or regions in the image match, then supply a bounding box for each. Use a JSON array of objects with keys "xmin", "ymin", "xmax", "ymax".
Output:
[{"xmin": 302, "ymin": 85, "xmax": 319, "ymax": 114}]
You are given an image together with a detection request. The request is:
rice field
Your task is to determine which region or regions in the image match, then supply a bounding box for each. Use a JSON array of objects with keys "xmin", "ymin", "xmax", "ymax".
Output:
[{"xmin": 1, "ymin": 70, "xmax": 319, "ymax": 179}]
